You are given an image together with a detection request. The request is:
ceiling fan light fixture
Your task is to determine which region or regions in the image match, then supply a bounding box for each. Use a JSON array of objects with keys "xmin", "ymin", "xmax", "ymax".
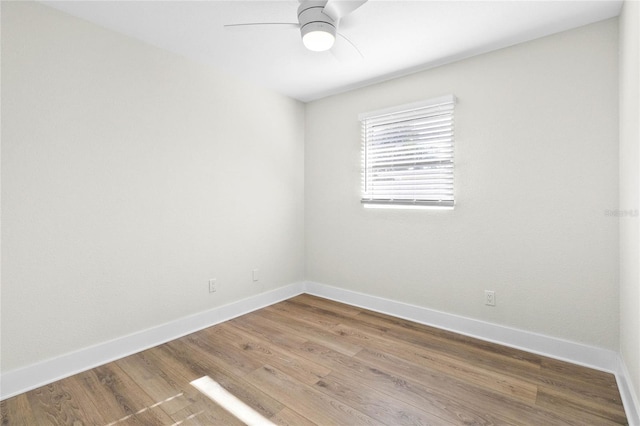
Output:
[
  {"xmin": 303, "ymin": 30, "xmax": 335, "ymax": 51},
  {"xmin": 300, "ymin": 21, "xmax": 336, "ymax": 52}
]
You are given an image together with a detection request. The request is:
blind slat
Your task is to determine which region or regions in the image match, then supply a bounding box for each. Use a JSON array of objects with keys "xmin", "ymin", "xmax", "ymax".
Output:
[
  {"xmin": 366, "ymin": 135, "xmax": 454, "ymax": 146},
  {"xmin": 361, "ymin": 95, "xmax": 455, "ymax": 206}
]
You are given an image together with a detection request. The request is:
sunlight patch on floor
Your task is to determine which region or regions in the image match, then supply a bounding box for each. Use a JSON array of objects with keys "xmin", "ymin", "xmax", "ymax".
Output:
[
  {"xmin": 190, "ymin": 376, "xmax": 276, "ymax": 426},
  {"xmin": 170, "ymin": 410, "xmax": 205, "ymax": 425},
  {"xmin": 105, "ymin": 392, "xmax": 184, "ymax": 426}
]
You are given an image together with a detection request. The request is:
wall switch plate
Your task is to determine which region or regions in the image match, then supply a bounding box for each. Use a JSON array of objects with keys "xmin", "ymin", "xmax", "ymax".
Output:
[
  {"xmin": 252, "ymin": 269, "xmax": 259, "ymax": 282},
  {"xmin": 485, "ymin": 290, "xmax": 495, "ymax": 306},
  {"xmin": 209, "ymin": 279, "xmax": 217, "ymax": 293}
]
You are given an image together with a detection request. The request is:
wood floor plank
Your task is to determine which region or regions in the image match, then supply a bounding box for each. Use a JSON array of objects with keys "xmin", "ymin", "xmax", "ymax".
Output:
[
  {"xmin": 355, "ymin": 347, "xmax": 589, "ymax": 426},
  {"xmin": 115, "ymin": 351, "xmax": 194, "ymax": 416},
  {"xmin": 252, "ymin": 307, "xmax": 364, "ymax": 356},
  {"xmin": 291, "ymin": 293, "xmax": 364, "ymax": 317},
  {"xmin": 57, "ymin": 374, "xmax": 112, "ymax": 425},
  {"xmin": 1, "ymin": 394, "xmax": 39, "ymax": 425},
  {"xmin": 538, "ymin": 357, "xmax": 624, "ymax": 402},
  {"xmin": 168, "ymin": 397, "xmax": 245, "ymax": 425},
  {"xmin": 1, "ymin": 295, "xmax": 628, "ymax": 425},
  {"xmin": 230, "ymin": 301, "xmax": 627, "ymax": 425},
  {"xmin": 270, "ymin": 407, "xmax": 317, "ymax": 426},
  {"xmin": 228, "ymin": 311, "xmax": 312, "ymax": 352},
  {"xmin": 106, "ymin": 404, "xmax": 177, "ymax": 426},
  {"xmin": 231, "ymin": 314, "xmax": 516, "ymax": 426},
  {"xmin": 177, "ymin": 328, "xmax": 265, "ymax": 377},
  {"xmin": 355, "ymin": 308, "xmax": 543, "ymax": 371},
  {"xmin": 332, "ymin": 322, "xmax": 539, "ymax": 404},
  {"xmin": 287, "ymin": 296, "xmax": 544, "ymax": 387},
  {"xmin": 265, "ymin": 300, "xmax": 344, "ymax": 329},
  {"xmin": 285, "ymin": 297, "xmax": 386, "ymax": 332},
  {"xmin": 296, "ymin": 339, "xmax": 523, "ymax": 425},
  {"xmin": 292, "ymin": 297, "xmax": 624, "ymax": 416},
  {"xmin": 210, "ymin": 322, "xmax": 332, "ymax": 385},
  {"xmin": 535, "ymin": 386, "xmax": 627, "ymax": 425},
  {"xmin": 314, "ymin": 370, "xmax": 456, "ymax": 425},
  {"xmin": 25, "ymin": 379, "xmax": 101, "ymax": 425},
  {"xmin": 146, "ymin": 341, "xmax": 286, "ymax": 421},
  {"xmin": 245, "ymin": 364, "xmax": 383, "ymax": 425},
  {"xmin": 535, "ymin": 376, "xmax": 625, "ymax": 418},
  {"xmin": 71, "ymin": 363, "xmax": 174, "ymax": 425}
]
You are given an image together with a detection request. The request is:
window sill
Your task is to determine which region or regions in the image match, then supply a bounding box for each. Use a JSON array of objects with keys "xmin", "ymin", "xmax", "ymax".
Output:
[{"xmin": 362, "ymin": 203, "xmax": 454, "ymax": 211}]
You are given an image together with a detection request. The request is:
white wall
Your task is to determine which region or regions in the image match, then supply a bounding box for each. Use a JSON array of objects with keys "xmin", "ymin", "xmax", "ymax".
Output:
[
  {"xmin": 0, "ymin": 0, "xmax": 627, "ymax": 387},
  {"xmin": 305, "ymin": 19, "xmax": 620, "ymax": 350},
  {"xmin": 1, "ymin": 2, "xmax": 304, "ymax": 372},
  {"xmin": 619, "ymin": 0, "xmax": 640, "ymax": 409}
]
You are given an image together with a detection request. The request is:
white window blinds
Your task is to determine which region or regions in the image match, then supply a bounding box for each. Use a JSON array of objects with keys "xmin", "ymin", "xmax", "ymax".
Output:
[{"xmin": 360, "ymin": 95, "xmax": 456, "ymax": 208}]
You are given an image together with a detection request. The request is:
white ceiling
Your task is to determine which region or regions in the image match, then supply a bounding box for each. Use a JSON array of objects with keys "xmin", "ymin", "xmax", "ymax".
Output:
[{"xmin": 42, "ymin": 0, "xmax": 623, "ymax": 102}]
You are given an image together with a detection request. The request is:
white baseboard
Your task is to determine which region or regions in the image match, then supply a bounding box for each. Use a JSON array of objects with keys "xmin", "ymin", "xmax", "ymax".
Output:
[
  {"xmin": 617, "ymin": 356, "xmax": 640, "ymax": 426},
  {"xmin": 304, "ymin": 280, "xmax": 639, "ymax": 425},
  {"xmin": 0, "ymin": 282, "xmax": 305, "ymax": 401},
  {"xmin": 2, "ymin": 279, "xmax": 638, "ymax": 425},
  {"xmin": 304, "ymin": 281, "xmax": 619, "ymax": 371}
]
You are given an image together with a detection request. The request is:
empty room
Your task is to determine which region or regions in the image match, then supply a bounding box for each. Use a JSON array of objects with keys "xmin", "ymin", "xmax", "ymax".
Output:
[{"xmin": 1, "ymin": 0, "xmax": 639, "ymax": 424}]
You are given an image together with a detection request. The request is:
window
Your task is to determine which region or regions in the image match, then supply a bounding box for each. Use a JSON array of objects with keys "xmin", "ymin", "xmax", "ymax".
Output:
[{"xmin": 360, "ymin": 95, "xmax": 456, "ymax": 208}]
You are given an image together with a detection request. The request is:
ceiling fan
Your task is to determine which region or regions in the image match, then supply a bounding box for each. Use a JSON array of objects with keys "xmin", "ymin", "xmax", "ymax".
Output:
[{"xmin": 224, "ymin": 0, "xmax": 368, "ymax": 55}]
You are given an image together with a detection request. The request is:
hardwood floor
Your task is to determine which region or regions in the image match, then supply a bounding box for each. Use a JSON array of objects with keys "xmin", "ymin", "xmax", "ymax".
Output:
[{"xmin": 1, "ymin": 294, "xmax": 628, "ymax": 425}]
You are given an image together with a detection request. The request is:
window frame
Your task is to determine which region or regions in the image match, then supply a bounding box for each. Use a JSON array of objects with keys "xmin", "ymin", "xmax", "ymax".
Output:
[{"xmin": 359, "ymin": 94, "xmax": 456, "ymax": 209}]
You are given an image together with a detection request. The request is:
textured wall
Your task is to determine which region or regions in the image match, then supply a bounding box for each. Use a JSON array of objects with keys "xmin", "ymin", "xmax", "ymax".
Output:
[
  {"xmin": 1, "ymin": 2, "xmax": 305, "ymax": 371},
  {"xmin": 305, "ymin": 19, "xmax": 620, "ymax": 350},
  {"xmin": 619, "ymin": 0, "xmax": 640, "ymax": 410}
]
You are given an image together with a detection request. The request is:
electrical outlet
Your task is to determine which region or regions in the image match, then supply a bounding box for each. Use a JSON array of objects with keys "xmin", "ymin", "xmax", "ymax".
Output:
[
  {"xmin": 209, "ymin": 279, "xmax": 217, "ymax": 293},
  {"xmin": 484, "ymin": 290, "xmax": 495, "ymax": 306}
]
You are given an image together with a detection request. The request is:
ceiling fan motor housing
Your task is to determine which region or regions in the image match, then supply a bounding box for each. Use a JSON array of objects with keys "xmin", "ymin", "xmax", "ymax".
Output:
[{"xmin": 298, "ymin": 0, "xmax": 337, "ymax": 43}]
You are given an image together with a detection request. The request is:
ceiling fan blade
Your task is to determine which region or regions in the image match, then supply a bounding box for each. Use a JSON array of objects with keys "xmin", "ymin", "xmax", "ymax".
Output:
[
  {"xmin": 224, "ymin": 23, "xmax": 298, "ymax": 30},
  {"xmin": 322, "ymin": 0, "xmax": 368, "ymax": 21},
  {"xmin": 336, "ymin": 32, "xmax": 363, "ymax": 58},
  {"xmin": 330, "ymin": 32, "xmax": 363, "ymax": 63}
]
